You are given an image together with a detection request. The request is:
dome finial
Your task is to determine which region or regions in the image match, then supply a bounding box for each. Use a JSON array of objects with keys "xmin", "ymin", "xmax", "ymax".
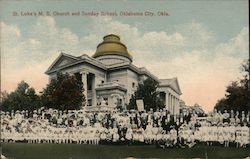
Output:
[{"xmin": 103, "ymin": 34, "xmax": 120, "ymax": 42}]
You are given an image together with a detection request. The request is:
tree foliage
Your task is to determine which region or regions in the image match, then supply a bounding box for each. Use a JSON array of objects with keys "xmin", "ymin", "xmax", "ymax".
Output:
[
  {"xmin": 127, "ymin": 94, "xmax": 137, "ymax": 110},
  {"xmin": 0, "ymin": 81, "xmax": 41, "ymax": 111},
  {"xmin": 215, "ymin": 60, "xmax": 250, "ymax": 112},
  {"xmin": 41, "ymin": 72, "xmax": 85, "ymax": 110},
  {"xmin": 128, "ymin": 78, "xmax": 165, "ymax": 111}
]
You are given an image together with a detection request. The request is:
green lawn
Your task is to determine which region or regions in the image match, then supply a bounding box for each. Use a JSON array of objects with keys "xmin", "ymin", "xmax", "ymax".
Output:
[{"xmin": 1, "ymin": 143, "xmax": 250, "ymax": 159}]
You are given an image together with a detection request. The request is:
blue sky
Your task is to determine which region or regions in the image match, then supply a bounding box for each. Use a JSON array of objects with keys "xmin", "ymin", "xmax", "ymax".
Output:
[
  {"xmin": 1, "ymin": 0, "xmax": 249, "ymax": 112},
  {"xmin": 1, "ymin": 0, "xmax": 248, "ymax": 41}
]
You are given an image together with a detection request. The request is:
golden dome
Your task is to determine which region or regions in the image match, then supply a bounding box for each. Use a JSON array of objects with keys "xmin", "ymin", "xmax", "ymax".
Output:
[{"xmin": 93, "ymin": 34, "xmax": 132, "ymax": 61}]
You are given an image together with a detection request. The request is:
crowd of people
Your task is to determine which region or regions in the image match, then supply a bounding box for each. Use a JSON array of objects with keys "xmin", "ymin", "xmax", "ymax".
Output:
[{"xmin": 1, "ymin": 107, "xmax": 249, "ymax": 148}]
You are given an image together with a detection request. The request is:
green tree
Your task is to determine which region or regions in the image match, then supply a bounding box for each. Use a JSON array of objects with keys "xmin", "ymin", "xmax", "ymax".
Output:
[
  {"xmin": 127, "ymin": 94, "xmax": 137, "ymax": 110},
  {"xmin": 214, "ymin": 98, "xmax": 229, "ymax": 111},
  {"xmin": 41, "ymin": 72, "xmax": 85, "ymax": 110},
  {"xmin": 0, "ymin": 81, "xmax": 41, "ymax": 111},
  {"xmin": 215, "ymin": 60, "xmax": 249, "ymax": 112},
  {"xmin": 128, "ymin": 78, "xmax": 165, "ymax": 111}
]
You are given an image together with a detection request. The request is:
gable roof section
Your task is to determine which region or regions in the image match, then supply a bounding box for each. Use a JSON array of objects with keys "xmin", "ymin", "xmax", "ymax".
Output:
[
  {"xmin": 45, "ymin": 53, "xmax": 107, "ymax": 74},
  {"xmin": 159, "ymin": 78, "xmax": 182, "ymax": 95},
  {"xmin": 45, "ymin": 53, "xmax": 80, "ymax": 74}
]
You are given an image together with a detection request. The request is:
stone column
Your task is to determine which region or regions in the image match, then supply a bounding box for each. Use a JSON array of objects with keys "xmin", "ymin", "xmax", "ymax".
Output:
[
  {"xmin": 80, "ymin": 71, "xmax": 88, "ymax": 108},
  {"xmin": 172, "ymin": 96, "xmax": 174, "ymax": 114},
  {"xmin": 175, "ymin": 97, "xmax": 177, "ymax": 115},
  {"xmin": 176, "ymin": 97, "xmax": 178, "ymax": 115},
  {"xmin": 176, "ymin": 98, "xmax": 180, "ymax": 115},
  {"xmin": 168, "ymin": 94, "xmax": 171, "ymax": 113},
  {"xmin": 171, "ymin": 97, "xmax": 173, "ymax": 115},
  {"xmin": 170, "ymin": 95, "xmax": 172, "ymax": 114},
  {"xmin": 110, "ymin": 94, "xmax": 116, "ymax": 108},
  {"xmin": 122, "ymin": 96, "xmax": 126, "ymax": 110},
  {"xmin": 173, "ymin": 97, "xmax": 175, "ymax": 115},
  {"xmin": 92, "ymin": 75, "xmax": 96, "ymax": 107},
  {"xmin": 173, "ymin": 97, "xmax": 176, "ymax": 115},
  {"xmin": 165, "ymin": 92, "xmax": 169, "ymax": 111}
]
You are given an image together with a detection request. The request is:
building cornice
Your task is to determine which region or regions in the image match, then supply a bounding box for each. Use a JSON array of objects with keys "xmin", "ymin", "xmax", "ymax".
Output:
[
  {"xmin": 107, "ymin": 63, "xmax": 159, "ymax": 82},
  {"xmin": 158, "ymin": 78, "xmax": 182, "ymax": 95},
  {"xmin": 158, "ymin": 84, "xmax": 182, "ymax": 95},
  {"xmin": 96, "ymin": 85, "xmax": 127, "ymax": 92}
]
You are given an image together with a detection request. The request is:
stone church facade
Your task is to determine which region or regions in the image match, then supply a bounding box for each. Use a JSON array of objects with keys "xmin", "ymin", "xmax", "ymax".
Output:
[{"xmin": 45, "ymin": 34, "xmax": 182, "ymax": 114}]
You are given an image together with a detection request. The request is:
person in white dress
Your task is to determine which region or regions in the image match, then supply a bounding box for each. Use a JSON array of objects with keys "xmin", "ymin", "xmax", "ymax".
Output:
[
  {"xmin": 169, "ymin": 126, "xmax": 177, "ymax": 146},
  {"xmin": 138, "ymin": 130, "xmax": 145, "ymax": 143},
  {"xmin": 151, "ymin": 123, "xmax": 159, "ymax": 143},
  {"xmin": 144, "ymin": 124, "xmax": 152, "ymax": 144},
  {"xmin": 100, "ymin": 129, "xmax": 107, "ymax": 144},
  {"xmin": 202, "ymin": 122, "xmax": 209, "ymax": 144},
  {"xmin": 217, "ymin": 123, "xmax": 224, "ymax": 145},
  {"xmin": 211, "ymin": 124, "xmax": 218, "ymax": 145},
  {"xmin": 223, "ymin": 123, "xmax": 230, "ymax": 147},
  {"xmin": 125, "ymin": 126, "xmax": 133, "ymax": 144},
  {"xmin": 228, "ymin": 122, "xmax": 236, "ymax": 146},
  {"xmin": 235, "ymin": 124, "xmax": 242, "ymax": 147},
  {"xmin": 111, "ymin": 127, "xmax": 119, "ymax": 143},
  {"xmin": 241, "ymin": 123, "xmax": 249, "ymax": 148}
]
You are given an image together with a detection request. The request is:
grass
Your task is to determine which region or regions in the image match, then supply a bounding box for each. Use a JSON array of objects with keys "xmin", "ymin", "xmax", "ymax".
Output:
[{"xmin": 1, "ymin": 143, "xmax": 250, "ymax": 159}]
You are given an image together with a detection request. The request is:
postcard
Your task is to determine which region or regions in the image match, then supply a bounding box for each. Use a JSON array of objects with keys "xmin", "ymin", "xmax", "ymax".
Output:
[{"xmin": 0, "ymin": 0, "xmax": 249, "ymax": 159}]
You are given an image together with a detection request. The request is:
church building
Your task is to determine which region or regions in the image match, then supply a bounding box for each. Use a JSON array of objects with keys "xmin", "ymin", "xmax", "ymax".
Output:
[{"xmin": 45, "ymin": 34, "xmax": 182, "ymax": 114}]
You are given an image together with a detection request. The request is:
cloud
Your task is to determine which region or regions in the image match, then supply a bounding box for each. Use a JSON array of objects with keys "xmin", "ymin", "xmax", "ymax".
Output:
[
  {"xmin": 177, "ymin": 20, "xmax": 214, "ymax": 49},
  {"xmin": 1, "ymin": 22, "xmax": 21, "ymax": 66},
  {"xmin": 1, "ymin": 22, "xmax": 21, "ymax": 46},
  {"xmin": 1, "ymin": 17, "xmax": 81, "ymax": 92},
  {"xmin": 28, "ymin": 17, "xmax": 80, "ymax": 58},
  {"xmin": 215, "ymin": 26, "xmax": 249, "ymax": 59}
]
